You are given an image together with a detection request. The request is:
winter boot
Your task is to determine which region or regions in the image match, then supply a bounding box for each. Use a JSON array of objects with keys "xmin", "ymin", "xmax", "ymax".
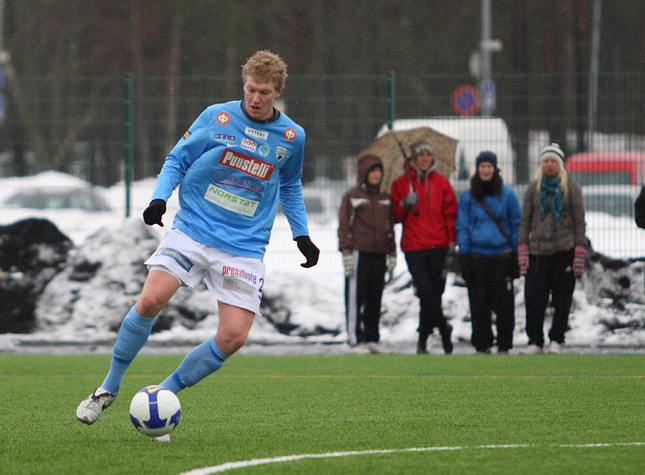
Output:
[
  {"xmin": 417, "ymin": 332, "xmax": 429, "ymax": 354},
  {"xmin": 440, "ymin": 324, "xmax": 453, "ymax": 354}
]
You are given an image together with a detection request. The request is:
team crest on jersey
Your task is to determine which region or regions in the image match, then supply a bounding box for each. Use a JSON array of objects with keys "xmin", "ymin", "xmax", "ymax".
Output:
[
  {"xmin": 258, "ymin": 144, "xmax": 270, "ymax": 157},
  {"xmin": 217, "ymin": 112, "xmax": 230, "ymax": 125},
  {"xmin": 182, "ymin": 130, "xmax": 192, "ymax": 140},
  {"xmin": 275, "ymin": 146, "xmax": 287, "ymax": 162},
  {"xmin": 245, "ymin": 127, "xmax": 268, "ymax": 141}
]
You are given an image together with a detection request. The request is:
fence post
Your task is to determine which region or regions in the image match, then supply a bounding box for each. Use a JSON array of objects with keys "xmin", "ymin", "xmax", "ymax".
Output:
[
  {"xmin": 387, "ymin": 71, "xmax": 396, "ymax": 130},
  {"xmin": 123, "ymin": 73, "xmax": 133, "ymax": 218}
]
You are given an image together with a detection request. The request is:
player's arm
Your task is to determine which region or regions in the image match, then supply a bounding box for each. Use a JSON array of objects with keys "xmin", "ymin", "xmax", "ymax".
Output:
[
  {"xmin": 144, "ymin": 108, "xmax": 213, "ymax": 226},
  {"xmin": 279, "ymin": 139, "xmax": 309, "ymax": 239},
  {"xmin": 279, "ymin": 137, "xmax": 319, "ymax": 268}
]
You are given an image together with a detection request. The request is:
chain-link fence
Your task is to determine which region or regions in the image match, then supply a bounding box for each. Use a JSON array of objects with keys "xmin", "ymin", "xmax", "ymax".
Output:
[{"xmin": 0, "ymin": 72, "xmax": 643, "ymax": 266}]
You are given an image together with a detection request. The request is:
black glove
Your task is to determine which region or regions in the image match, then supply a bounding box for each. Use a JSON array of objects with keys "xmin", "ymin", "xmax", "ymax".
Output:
[
  {"xmin": 143, "ymin": 199, "xmax": 167, "ymax": 227},
  {"xmin": 459, "ymin": 254, "xmax": 472, "ymax": 282},
  {"xmin": 402, "ymin": 190, "xmax": 418, "ymax": 210},
  {"xmin": 295, "ymin": 235, "xmax": 320, "ymax": 268}
]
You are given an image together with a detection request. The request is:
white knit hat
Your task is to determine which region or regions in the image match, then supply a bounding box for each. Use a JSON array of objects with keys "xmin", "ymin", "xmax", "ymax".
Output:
[{"xmin": 541, "ymin": 143, "xmax": 565, "ymax": 167}]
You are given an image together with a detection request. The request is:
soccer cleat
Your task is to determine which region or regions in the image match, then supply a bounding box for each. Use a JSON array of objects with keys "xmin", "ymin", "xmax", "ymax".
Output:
[
  {"xmin": 76, "ymin": 387, "xmax": 116, "ymax": 425},
  {"xmin": 520, "ymin": 344, "xmax": 544, "ymax": 355},
  {"xmin": 150, "ymin": 434, "xmax": 171, "ymax": 442}
]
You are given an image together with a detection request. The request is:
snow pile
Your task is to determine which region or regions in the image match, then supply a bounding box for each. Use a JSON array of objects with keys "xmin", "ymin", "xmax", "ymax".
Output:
[{"xmin": 0, "ymin": 218, "xmax": 641, "ymax": 354}]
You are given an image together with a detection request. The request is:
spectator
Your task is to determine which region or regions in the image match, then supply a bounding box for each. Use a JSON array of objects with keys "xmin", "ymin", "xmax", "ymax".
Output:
[
  {"xmin": 634, "ymin": 186, "xmax": 645, "ymax": 230},
  {"xmin": 391, "ymin": 140, "xmax": 458, "ymax": 354},
  {"xmin": 338, "ymin": 154, "xmax": 396, "ymax": 353},
  {"xmin": 518, "ymin": 143, "xmax": 586, "ymax": 354},
  {"xmin": 456, "ymin": 151, "xmax": 521, "ymax": 354}
]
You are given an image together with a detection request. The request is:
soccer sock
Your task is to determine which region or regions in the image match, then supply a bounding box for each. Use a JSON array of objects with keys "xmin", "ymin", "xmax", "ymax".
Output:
[
  {"xmin": 101, "ymin": 305, "xmax": 155, "ymax": 395},
  {"xmin": 159, "ymin": 338, "xmax": 228, "ymax": 394}
]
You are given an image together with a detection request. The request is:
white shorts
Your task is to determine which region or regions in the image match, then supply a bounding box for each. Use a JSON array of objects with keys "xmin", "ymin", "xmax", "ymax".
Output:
[{"xmin": 144, "ymin": 229, "xmax": 265, "ymax": 315}]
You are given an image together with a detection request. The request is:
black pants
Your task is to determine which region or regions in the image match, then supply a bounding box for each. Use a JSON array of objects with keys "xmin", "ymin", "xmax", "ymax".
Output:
[
  {"xmin": 524, "ymin": 249, "xmax": 576, "ymax": 346},
  {"xmin": 466, "ymin": 254, "xmax": 515, "ymax": 352},
  {"xmin": 345, "ymin": 251, "xmax": 386, "ymax": 345},
  {"xmin": 404, "ymin": 249, "xmax": 449, "ymax": 337}
]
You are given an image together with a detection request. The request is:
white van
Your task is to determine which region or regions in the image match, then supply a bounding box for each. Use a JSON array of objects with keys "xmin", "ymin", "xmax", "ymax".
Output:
[{"xmin": 376, "ymin": 117, "xmax": 516, "ymax": 185}]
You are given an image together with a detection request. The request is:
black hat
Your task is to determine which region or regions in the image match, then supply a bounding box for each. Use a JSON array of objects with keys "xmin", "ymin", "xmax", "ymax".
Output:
[{"xmin": 476, "ymin": 151, "xmax": 498, "ymax": 169}]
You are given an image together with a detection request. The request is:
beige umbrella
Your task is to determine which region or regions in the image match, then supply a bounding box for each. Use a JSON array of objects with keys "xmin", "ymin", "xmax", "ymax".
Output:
[{"xmin": 357, "ymin": 127, "xmax": 458, "ymax": 193}]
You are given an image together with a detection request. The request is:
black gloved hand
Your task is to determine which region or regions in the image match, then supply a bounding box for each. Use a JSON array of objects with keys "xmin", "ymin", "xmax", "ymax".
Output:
[
  {"xmin": 402, "ymin": 190, "xmax": 418, "ymax": 210},
  {"xmin": 295, "ymin": 235, "xmax": 320, "ymax": 268},
  {"xmin": 459, "ymin": 253, "xmax": 472, "ymax": 282},
  {"xmin": 143, "ymin": 199, "xmax": 167, "ymax": 227}
]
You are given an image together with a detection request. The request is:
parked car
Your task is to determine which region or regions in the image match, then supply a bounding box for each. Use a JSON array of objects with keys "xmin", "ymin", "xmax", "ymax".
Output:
[
  {"xmin": 581, "ymin": 184, "xmax": 640, "ymax": 218},
  {"xmin": 567, "ymin": 151, "xmax": 645, "ymax": 186},
  {"xmin": 3, "ymin": 186, "xmax": 112, "ymax": 212},
  {"xmin": 0, "ymin": 171, "xmax": 118, "ymax": 244}
]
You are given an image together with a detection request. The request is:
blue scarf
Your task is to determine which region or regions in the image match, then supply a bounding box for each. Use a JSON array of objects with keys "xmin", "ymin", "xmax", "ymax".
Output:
[{"xmin": 540, "ymin": 175, "xmax": 563, "ymax": 229}]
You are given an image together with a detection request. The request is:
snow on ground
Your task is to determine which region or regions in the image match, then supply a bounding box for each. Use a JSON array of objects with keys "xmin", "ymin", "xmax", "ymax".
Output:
[{"xmin": 0, "ymin": 171, "xmax": 644, "ymax": 353}]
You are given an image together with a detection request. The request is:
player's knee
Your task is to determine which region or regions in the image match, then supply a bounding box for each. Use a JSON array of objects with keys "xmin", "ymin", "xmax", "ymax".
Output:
[
  {"xmin": 218, "ymin": 332, "xmax": 247, "ymax": 355},
  {"xmin": 136, "ymin": 293, "xmax": 164, "ymax": 317}
]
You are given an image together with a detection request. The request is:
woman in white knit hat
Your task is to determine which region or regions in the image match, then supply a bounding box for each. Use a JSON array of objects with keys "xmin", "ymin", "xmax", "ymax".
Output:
[{"xmin": 517, "ymin": 143, "xmax": 587, "ymax": 354}]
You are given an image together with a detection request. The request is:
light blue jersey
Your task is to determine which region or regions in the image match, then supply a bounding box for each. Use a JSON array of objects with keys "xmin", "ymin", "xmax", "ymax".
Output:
[{"xmin": 150, "ymin": 100, "xmax": 309, "ymax": 259}]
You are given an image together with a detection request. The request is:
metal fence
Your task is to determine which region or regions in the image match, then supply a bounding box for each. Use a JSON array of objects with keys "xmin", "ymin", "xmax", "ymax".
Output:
[{"xmin": 0, "ymin": 72, "xmax": 643, "ymax": 266}]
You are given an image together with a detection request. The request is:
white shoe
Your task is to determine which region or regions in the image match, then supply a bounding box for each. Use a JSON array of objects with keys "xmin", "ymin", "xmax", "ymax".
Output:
[
  {"xmin": 76, "ymin": 387, "xmax": 116, "ymax": 425},
  {"xmin": 548, "ymin": 342, "xmax": 563, "ymax": 354},
  {"xmin": 349, "ymin": 344, "xmax": 371, "ymax": 354},
  {"xmin": 520, "ymin": 344, "xmax": 544, "ymax": 355},
  {"xmin": 366, "ymin": 342, "xmax": 391, "ymax": 354},
  {"xmin": 150, "ymin": 434, "xmax": 171, "ymax": 442}
]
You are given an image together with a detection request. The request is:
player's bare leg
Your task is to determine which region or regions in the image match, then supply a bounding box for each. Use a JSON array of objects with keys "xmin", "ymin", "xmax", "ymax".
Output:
[
  {"xmin": 159, "ymin": 301, "xmax": 254, "ymax": 396},
  {"xmin": 76, "ymin": 270, "xmax": 180, "ymax": 425},
  {"xmin": 214, "ymin": 301, "xmax": 255, "ymax": 356}
]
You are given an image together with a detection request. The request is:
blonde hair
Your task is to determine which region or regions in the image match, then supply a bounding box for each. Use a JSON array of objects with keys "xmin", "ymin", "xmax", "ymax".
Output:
[
  {"xmin": 241, "ymin": 50, "xmax": 288, "ymax": 91},
  {"xmin": 536, "ymin": 162, "xmax": 569, "ymax": 196}
]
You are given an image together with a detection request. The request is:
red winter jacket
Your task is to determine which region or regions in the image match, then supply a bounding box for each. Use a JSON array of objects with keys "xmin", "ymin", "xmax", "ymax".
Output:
[{"xmin": 391, "ymin": 164, "xmax": 457, "ymax": 252}]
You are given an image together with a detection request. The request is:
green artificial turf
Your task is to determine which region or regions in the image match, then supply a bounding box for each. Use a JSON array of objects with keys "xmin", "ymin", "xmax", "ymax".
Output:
[{"xmin": 0, "ymin": 354, "xmax": 643, "ymax": 474}]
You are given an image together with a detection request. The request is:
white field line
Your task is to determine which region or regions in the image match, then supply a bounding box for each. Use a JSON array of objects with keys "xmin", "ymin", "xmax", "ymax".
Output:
[{"xmin": 180, "ymin": 442, "xmax": 645, "ymax": 474}]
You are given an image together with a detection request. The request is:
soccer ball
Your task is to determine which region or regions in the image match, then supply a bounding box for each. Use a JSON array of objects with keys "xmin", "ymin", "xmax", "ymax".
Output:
[{"xmin": 129, "ymin": 385, "xmax": 181, "ymax": 437}]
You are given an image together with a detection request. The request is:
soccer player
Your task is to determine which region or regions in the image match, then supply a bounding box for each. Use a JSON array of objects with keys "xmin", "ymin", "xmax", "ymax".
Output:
[{"xmin": 76, "ymin": 50, "xmax": 319, "ymax": 437}]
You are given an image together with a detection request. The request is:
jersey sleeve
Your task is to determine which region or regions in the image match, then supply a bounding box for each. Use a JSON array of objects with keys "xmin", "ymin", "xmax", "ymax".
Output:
[
  {"xmin": 150, "ymin": 108, "xmax": 213, "ymax": 202},
  {"xmin": 278, "ymin": 137, "xmax": 309, "ymax": 238}
]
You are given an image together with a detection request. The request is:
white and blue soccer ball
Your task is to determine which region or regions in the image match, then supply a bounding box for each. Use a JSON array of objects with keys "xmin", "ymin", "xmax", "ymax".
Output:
[{"xmin": 129, "ymin": 385, "xmax": 181, "ymax": 437}]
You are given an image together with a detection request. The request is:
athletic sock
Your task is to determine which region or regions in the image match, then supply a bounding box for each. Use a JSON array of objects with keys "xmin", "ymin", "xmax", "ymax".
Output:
[
  {"xmin": 101, "ymin": 305, "xmax": 155, "ymax": 395},
  {"xmin": 159, "ymin": 338, "xmax": 228, "ymax": 394}
]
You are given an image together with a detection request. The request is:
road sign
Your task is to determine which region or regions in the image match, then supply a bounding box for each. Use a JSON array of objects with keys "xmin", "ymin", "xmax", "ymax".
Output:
[
  {"xmin": 452, "ymin": 85, "xmax": 480, "ymax": 116},
  {"xmin": 482, "ymin": 80, "xmax": 496, "ymax": 115}
]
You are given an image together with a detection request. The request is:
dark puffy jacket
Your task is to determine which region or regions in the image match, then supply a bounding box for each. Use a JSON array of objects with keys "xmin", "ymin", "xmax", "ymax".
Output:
[
  {"xmin": 338, "ymin": 155, "xmax": 395, "ymax": 254},
  {"xmin": 635, "ymin": 185, "xmax": 645, "ymax": 229}
]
